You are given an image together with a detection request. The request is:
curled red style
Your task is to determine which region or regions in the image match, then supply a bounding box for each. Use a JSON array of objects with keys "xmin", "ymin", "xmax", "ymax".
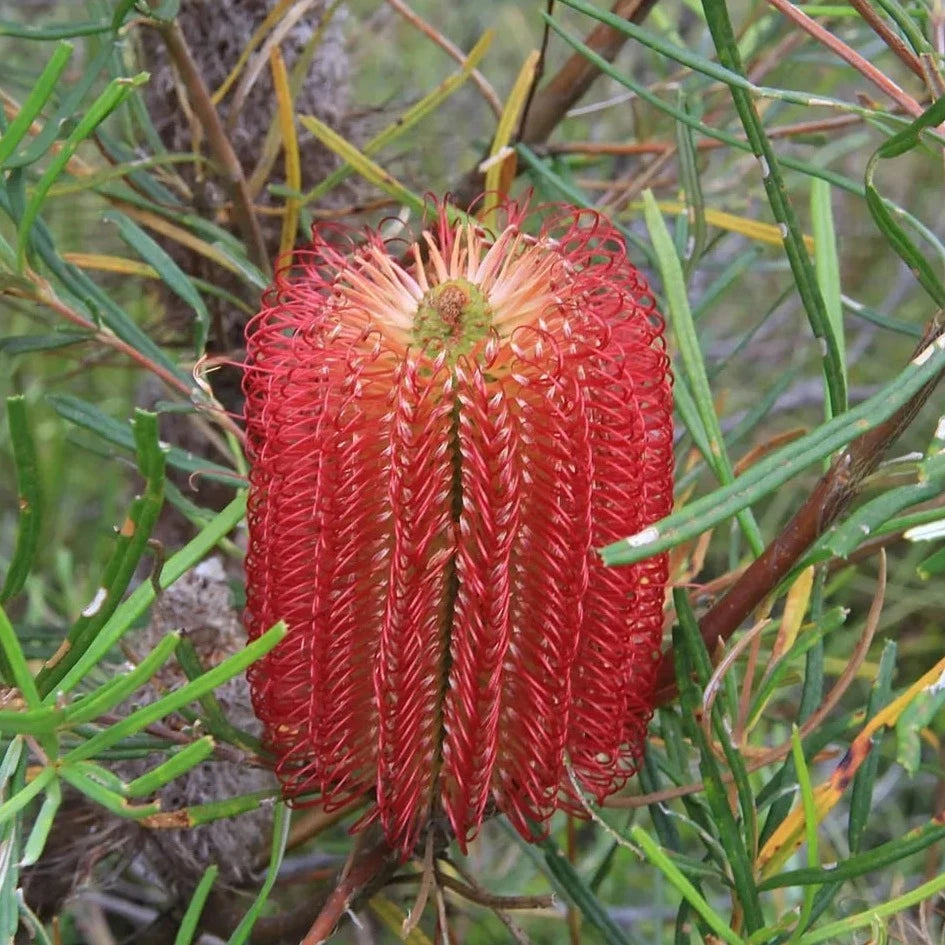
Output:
[{"xmin": 243, "ymin": 198, "xmax": 674, "ymax": 856}]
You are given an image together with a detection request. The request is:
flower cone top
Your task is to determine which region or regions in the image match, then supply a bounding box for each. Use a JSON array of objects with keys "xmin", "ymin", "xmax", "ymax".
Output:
[{"xmin": 243, "ymin": 198, "xmax": 674, "ymax": 856}]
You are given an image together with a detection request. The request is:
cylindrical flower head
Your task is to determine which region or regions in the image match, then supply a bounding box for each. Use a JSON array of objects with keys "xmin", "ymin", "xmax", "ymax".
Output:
[{"xmin": 243, "ymin": 198, "xmax": 674, "ymax": 856}]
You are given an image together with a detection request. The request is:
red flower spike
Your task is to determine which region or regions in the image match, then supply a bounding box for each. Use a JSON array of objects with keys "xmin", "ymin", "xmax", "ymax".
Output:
[{"xmin": 243, "ymin": 198, "xmax": 674, "ymax": 856}]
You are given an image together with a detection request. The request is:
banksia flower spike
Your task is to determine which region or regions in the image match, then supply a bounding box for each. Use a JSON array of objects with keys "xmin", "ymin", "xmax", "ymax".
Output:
[{"xmin": 243, "ymin": 197, "xmax": 674, "ymax": 856}]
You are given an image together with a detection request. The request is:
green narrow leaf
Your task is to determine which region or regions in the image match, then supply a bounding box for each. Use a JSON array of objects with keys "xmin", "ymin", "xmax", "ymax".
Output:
[
  {"xmin": 47, "ymin": 394, "xmax": 242, "ymax": 485},
  {"xmin": 0, "ymin": 740, "xmax": 24, "ymax": 942},
  {"xmin": 185, "ymin": 789, "xmax": 277, "ymax": 826},
  {"xmin": 537, "ymin": 836, "xmax": 646, "ymax": 945},
  {"xmin": 62, "ymin": 622, "xmax": 286, "ymax": 762},
  {"xmin": 0, "ymin": 767, "xmax": 55, "ymax": 825},
  {"xmin": 785, "ymin": 728, "xmax": 819, "ymax": 943},
  {"xmin": 0, "ymin": 332, "xmax": 92, "ymax": 354},
  {"xmin": 766, "ymin": 814, "xmax": 945, "ymax": 889},
  {"xmin": 226, "ymin": 802, "xmax": 289, "ymax": 945},
  {"xmin": 20, "ymin": 215, "xmax": 192, "ymax": 385},
  {"xmin": 47, "ymin": 493, "xmax": 248, "ymax": 701},
  {"xmin": 698, "ymin": 0, "xmax": 846, "ymax": 415},
  {"xmin": 63, "ymin": 632, "xmax": 180, "ymax": 726},
  {"xmin": 631, "ymin": 827, "xmax": 746, "ymax": 945},
  {"xmin": 19, "ymin": 779, "xmax": 61, "ymax": 868},
  {"xmin": 1, "ymin": 397, "xmax": 43, "ymax": 605},
  {"xmin": 59, "ymin": 764, "xmax": 159, "ymax": 820},
  {"xmin": 146, "ymin": 0, "xmax": 183, "ymax": 22},
  {"xmin": 36, "ymin": 410, "xmax": 165, "ymax": 696},
  {"xmin": 810, "ymin": 179, "xmax": 846, "ymax": 413},
  {"xmin": 0, "ymin": 605, "xmax": 41, "ymax": 711},
  {"xmin": 174, "ymin": 865, "xmax": 219, "ymax": 945},
  {"xmin": 864, "ymin": 97, "xmax": 945, "ymax": 309},
  {"xmin": 848, "ymin": 641, "xmax": 897, "ymax": 853},
  {"xmin": 675, "ymin": 95, "xmax": 707, "ymax": 277},
  {"xmin": 917, "ymin": 544, "xmax": 945, "ymax": 578},
  {"xmin": 175, "ymin": 638, "xmax": 261, "ymax": 751},
  {"xmin": 803, "ymin": 480, "xmax": 943, "ymax": 566},
  {"xmin": 643, "ymin": 190, "xmax": 764, "ymax": 556},
  {"xmin": 896, "ymin": 683, "xmax": 945, "ymax": 776},
  {"xmin": 125, "ymin": 737, "xmax": 216, "ymax": 797},
  {"xmin": 601, "ymin": 331, "xmax": 945, "ymax": 565},
  {"xmin": 17, "ymin": 73, "xmax": 148, "ymax": 269},
  {"xmin": 103, "ymin": 210, "xmax": 209, "ymax": 355},
  {"xmin": 0, "ymin": 19, "xmax": 111, "ymax": 39},
  {"xmin": 0, "ymin": 42, "xmax": 74, "ymax": 167},
  {"xmin": 673, "ymin": 593, "xmax": 764, "ymax": 932}
]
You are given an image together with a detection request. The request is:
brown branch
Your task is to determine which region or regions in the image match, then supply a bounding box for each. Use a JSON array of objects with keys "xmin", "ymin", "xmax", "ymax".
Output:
[
  {"xmin": 763, "ymin": 0, "xmax": 923, "ymax": 117},
  {"xmin": 145, "ymin": 11, "xmax": 271, "ymax": 277},
  {"xmin": 519, "ymin": 0, "xmax": 659, "ymax": 144},
  {"xmin": 383, "ymin": 0, "xmax": 502, "ymax": 116},
  {"xmin": 300, "ymin": 837, "xmax": 401, "ymax": 944},
  {"xmin": 653, "ymin": 312, "xmax": 945, "ymax": 707},
  {"xmin": 846, "ymin": 0, "xmax": 925, "ymax": 80}
]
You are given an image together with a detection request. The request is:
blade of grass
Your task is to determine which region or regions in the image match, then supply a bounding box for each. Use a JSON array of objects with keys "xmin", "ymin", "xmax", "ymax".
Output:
[{"xmin": 631, "ymin": 827, "xmax": 746, "ymax": 945}]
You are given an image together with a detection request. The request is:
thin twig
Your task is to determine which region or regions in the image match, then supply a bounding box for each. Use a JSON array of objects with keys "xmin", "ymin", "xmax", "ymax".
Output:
[
  {"xmin": 700, "ymin": 618, "xmax": 771, "ymax": 752},
  {"xmin": 383, "ymin": 0, "xmax": 502, "ymax": 116},
  {"xmin": 846, "ymin": 0, "xmax": 925, "ymax": 79},
  {"xmin": 653, "ymin": 312, "xmax": 945, "ymax": 707},
  {"xmin": 763, "ymin": 0, "xmax": 924, "ymax": 117},
  {"xmin": 436, "ymin": 870, "xmax": 555, "ymax": 912},
  {"xmin": 516, "ymin": 1, "xmax": 556, "ymax": 142},
  {"xmin": 519, "ymin": 0, "xmax": 660, "ymax": 145},
  {"xmin": 542, "ymin": 114, "xmax": 878, "ymax": 160},
  {"xmin": 300, "ymin": 837, "xmax": 400, "ymax": 944},
  {"xmin": 402, "ymin": 833, "xmax": 435, "ymax": 937}
]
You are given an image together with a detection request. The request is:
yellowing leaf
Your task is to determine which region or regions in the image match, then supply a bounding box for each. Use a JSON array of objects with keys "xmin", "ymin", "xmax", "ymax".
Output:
[{"xmin": 758, "ymin": 656, "xmax": 945, "ymax": 877}]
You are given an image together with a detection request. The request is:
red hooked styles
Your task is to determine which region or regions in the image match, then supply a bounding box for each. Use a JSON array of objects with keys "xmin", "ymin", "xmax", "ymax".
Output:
[{"xmin": 243, "ymin": 197, "xmax": 674, "ymax": 856}]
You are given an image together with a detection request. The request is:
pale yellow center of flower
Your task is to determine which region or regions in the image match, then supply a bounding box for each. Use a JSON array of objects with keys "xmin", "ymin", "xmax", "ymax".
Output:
[{"xmin": 414, "ymin": 277, "xmax": 492, "ymax": 359}]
